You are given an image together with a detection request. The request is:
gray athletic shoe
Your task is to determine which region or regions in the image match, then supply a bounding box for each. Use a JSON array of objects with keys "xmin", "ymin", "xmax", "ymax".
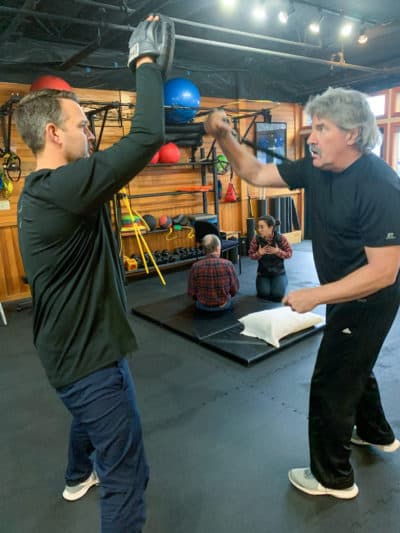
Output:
[
  {"xmin": 351, "ymin": 427, "xmax": 400, "ymax": 453},
  {"xmin": 288, "ymin": 468, "xmax": 359, "ymax": 499},
  {"xmin": 62, "ymin": 471, "xmax": 100, "ymax": 501}
]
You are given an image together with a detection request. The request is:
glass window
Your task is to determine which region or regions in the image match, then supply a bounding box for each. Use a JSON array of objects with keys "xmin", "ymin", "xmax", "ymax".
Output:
[
  {"xmin": 392, "ymin": 125, "xmax": 400, "ymax": 176},
  {"xmin": 371, "ymin": 126, "xmax": 385, "ymax": 158},
  {"xmin": 367, "ymin": 94, "xmax": 386, "ymax": 118},
  {"xmin": 391, "ymin": 89, "xmax": 400, "ymax": 116},
  {"xmin": 302, "ymin": 109, "xmax": 311, "ymax": 126}
]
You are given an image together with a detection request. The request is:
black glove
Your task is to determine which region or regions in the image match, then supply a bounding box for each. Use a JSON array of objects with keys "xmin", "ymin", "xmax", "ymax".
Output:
[{"xmin": 128, "ymin": 14, "xmax": 175, "ymax": 80}]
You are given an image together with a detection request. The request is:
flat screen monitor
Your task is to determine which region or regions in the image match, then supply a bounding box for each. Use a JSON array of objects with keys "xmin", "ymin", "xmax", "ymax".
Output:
[{"xmin": 255, "ymin": 122, "xmax": 287, "ymax": 164}]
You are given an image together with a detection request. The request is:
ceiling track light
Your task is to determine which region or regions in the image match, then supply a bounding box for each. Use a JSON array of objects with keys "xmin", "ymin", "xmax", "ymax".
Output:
[
  {"xmin": 308, "ymin": 8, "xmax": 323, "ymax": 35},
  {"xmin": 309, "ymin": 17, "xmax": 323, "ymax": 34},
  {"xmin": 278, "ymin": 10, "xmax": 289, "ymax": 24},
  {"xmin": 358, "ymin": 26, "xmax": 368, "ymax": 45},
  {"xmin": 278, "ymin": 1, "xmax": 295, "ymax": 24},
  {"xmin": 252, "ymin": 2, "xmax": 267, "ymax": 21},
  {"xmin": 339, "ymin": 20, "xmax": 353, "ymax": 39},
  {"xmin": 221, "ymin": 0, "xmax": 237, "ymax": 8}
]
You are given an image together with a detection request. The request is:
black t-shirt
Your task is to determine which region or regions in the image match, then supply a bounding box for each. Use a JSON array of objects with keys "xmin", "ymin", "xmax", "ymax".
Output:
[
  {"xmin": 278, "ymin": 154, "xmax": 400, "ymax": 285},
  {"xmin": 18, "ymin": 64, "xmax": 165, "ymax": 389}
]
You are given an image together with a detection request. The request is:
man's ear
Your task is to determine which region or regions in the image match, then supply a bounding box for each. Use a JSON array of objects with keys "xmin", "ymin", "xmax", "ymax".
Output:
[
  {"xmin": 346, "ymin": 127, "xmax": 361, "ymax": 146},
  {"xmin": 46, "ymin": 123, "xmax": 63, "ymax": 146}
]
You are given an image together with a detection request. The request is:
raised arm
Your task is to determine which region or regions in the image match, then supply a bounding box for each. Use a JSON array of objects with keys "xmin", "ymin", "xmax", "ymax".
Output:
[{"xmin": 204, "ymin": 109, "xmax": 287, "ymax": 188}]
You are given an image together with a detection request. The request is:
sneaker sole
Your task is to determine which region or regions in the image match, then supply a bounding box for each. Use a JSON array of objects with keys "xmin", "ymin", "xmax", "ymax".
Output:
[
  {"xmin": 351, "ymin": 436, "xmax": 400, "ymax": 453},
  {"xmin": 62, "ymin": 478, "xmax": 100, "ymax": 501},
  {"xmin": 288, "ymin": 471, "xmax": 359, "ymax": 500}
]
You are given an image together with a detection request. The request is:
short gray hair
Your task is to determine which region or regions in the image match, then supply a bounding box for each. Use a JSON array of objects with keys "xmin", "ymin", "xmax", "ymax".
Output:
[
  {"xmin": 14, "ymin": 89, "xmax": 79, "ymax": 155},
  {"xmin": 202, "ymin": 234, "xmax": 221, "ymax": 253},
  {"xmin": 305, "ymin": 87, "xmax": 381, "ymax": 153}
]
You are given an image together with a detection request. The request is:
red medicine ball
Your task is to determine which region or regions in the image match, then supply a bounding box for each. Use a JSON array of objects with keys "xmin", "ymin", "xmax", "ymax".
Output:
[
  {"xmin": 158, "ymin": 142, "xmax": 180, "ymax": 164},
  {"xmin": 159, "ymin": 215, "xmax": 172, "ymax": 229},
  {"xmin": 30, "ymin": 75, "xmax": 73, "ymax": 92},
  {"xmin": 149, "ymin": 151, "xmax": 160, "ymax": 164}
]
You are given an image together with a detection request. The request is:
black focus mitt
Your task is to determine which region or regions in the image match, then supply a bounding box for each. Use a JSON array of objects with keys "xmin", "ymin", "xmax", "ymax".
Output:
[{"xmin": 128, "ymin": 14, "xmax": 175, "ymax": 80}]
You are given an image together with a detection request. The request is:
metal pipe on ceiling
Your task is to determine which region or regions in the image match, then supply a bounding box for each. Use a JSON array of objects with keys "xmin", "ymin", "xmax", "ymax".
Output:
[
  {"xmin": 170, "ymin": 17, "xmax": 321, "ymax": 49},
  {"xmin": 72, "ymin": 0, "xmax": 136, "ymax": 15},
  {"xmin": 0, "ymin": 0, "xmax": 38, "ymax": 45},
  {"xmin": 175, "ymin": 35, "xmax": 380, "ymax": 73},
  {"xmin": 0, "ymin": 6, "xmax": 126, "ymax": 30},
  {"xmin": 69, "ymin": 0, "xmax": 383, "ymax": 27},
  {"xmin": 0, "ymin": 6, "xmax": 384, "ymax": 73},
  {"xmin": 293, "ymin": 0, "xmax": 379, "ymax": 26}
]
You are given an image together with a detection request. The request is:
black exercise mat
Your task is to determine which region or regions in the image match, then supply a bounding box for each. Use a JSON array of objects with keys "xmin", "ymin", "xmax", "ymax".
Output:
[
  {"xmin": 202, "ymin": 322, "xmax": 325, "ymax": 366},
  {"xmin": 132, "ymin": 294, "xmax": 194, "ymax": 324},
  {"xmin": 165, "ymin": 295, "xmax": 283, "ymax": 340},
  {"xmin": 132, "ymin": 294, "xmax": 279, "ymax": 339},
  {"xmin": 132, "ymin": 294, "xmax": 325, "ymax": 365}
]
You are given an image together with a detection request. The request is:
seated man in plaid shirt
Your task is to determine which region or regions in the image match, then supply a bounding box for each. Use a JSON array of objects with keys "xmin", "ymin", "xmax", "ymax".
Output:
[{"xmin": 188, "ymin": 234, "xmax": 239, "ymax": 311}]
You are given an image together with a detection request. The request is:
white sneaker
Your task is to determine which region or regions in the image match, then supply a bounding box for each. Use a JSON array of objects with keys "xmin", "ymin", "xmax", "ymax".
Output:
[
  {"xmin": 288, "ymin": 468, "xmax": 359, "ymax": 499},
  {"xmin": 351, "ymin": 427, "xmax": 400, "ymax": 453},
  {"xmin": 62, "ymin": 471, "xmax": 100, "ymax": 501}
]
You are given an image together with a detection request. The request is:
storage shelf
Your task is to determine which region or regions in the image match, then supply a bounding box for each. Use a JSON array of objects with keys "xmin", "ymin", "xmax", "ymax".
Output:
[
  {"xmin": 143, "ymin": 159, "xmax": 213, "ymax": 168},
  {"xmin": 115, "ymin": 146, "xmax": 220, "ymax": 280},
  {"xmin": 120, "ymin": 227, "xmax": 194, "ymax": 237},
  {"xmin": 125, "ymin": 257, "xmax": 197, "ymax": 278},
  {"xmin": 124, "ymin": 190, "xmax": 214, "ymax": 199}
]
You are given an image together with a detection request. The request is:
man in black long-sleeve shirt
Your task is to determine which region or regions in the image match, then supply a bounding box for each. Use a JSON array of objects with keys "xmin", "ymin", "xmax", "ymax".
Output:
[{"xmin": 15, "ymin": 18, "xmax": 165, "ymax": 533}]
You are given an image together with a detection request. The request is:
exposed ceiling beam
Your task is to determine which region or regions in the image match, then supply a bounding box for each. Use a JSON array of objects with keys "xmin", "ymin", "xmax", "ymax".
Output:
[
  {"xmin": 0, "ymin": 0, "xmax": 39, "ymax": 45},
  {"xmin": 0, "ymin": 6, "xmax": 395, "ymax": 75},
  {"xmin": 57, "ymin": 28, "xmax": 105, "ymax": 71},
  {"xmin": 292, "ymin": 1, "xmax": 381, "ymax": 26},
  {"xmin": 175, "ymin": 35, "xmax": 381, "ymax": 74},
  {"xmin": 172, "ymin": 17, "xmax": 321, "ymax": 49},
  {"xmin": 72, "ymin": 0, "xmax": 136, "ymax": 15}
]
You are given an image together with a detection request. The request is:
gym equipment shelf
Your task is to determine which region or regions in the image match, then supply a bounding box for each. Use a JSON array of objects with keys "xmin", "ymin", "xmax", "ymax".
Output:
[
  {"xmin": 113, "ymin": 146, "xmax": 221, "ymax": 278},
  {"xmin": 125, "ymin": 189, "xmax": 215, "ymax": 199},
  {"xmin": 124, "ymin": 256, "xmax": 199, "ymax": 279}
]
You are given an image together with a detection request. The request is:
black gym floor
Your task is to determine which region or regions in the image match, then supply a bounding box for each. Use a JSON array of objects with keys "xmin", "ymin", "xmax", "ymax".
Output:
[{"xmin": 1, "ymin": 241, "xmax": 399, "ymax": 533}]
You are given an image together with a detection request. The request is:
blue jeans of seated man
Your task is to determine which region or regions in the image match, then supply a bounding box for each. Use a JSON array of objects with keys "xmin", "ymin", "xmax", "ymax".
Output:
[
  {"xmin": 57, "ymin": 357, "xmax": 149, "ymax": 533},
  {"xmin": 195, "ymin": 298, "xmax": 232, "ymax": 312},
  {"xmin": 256, "ymin": 272, "xmax": 288, "ymax": 301}
]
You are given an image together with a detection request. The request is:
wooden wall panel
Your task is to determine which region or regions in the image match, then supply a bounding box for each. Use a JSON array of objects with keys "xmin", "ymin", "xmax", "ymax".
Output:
[
  {"xmin": 0, "ymin": 81, "xmax": 302, "ymax": 301},
  {"xmin": 0, "ymin": 226, "xmax": 30, "ymax": 301}
]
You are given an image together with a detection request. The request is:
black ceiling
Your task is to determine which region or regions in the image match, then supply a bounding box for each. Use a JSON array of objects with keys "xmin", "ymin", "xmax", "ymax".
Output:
[{"xmin": 1, "ymin": 0, "xmax": 400, "ymax": 104}]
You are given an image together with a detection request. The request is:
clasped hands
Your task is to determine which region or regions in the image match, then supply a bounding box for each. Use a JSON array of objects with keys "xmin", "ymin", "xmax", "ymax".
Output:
[{"xmin": 258, "ymin": 244, "xmax": 279, "ymax": 256}]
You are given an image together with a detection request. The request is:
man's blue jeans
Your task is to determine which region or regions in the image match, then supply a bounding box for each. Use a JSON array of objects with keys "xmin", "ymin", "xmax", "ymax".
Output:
[{"xmin": 57, "ymin": 357, "xmax": 149, "ymax": 533}]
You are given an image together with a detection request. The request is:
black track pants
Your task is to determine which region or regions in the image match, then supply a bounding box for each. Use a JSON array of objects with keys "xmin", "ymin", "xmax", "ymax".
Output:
[{"xmin": 308, "ymin": 282, "xmax": 400, "ymax": 489}]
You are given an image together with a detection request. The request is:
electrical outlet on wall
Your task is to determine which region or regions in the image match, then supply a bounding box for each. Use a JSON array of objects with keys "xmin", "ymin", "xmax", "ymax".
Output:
[{"xmin": 0, "ymin": 200, "xmax": 11, "ymax": 210}]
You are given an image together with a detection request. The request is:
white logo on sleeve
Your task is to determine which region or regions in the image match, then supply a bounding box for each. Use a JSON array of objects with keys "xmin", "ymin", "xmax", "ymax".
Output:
[{"xmin": 385, "ymin": 232, "xmax": 397, "ymax": 240}]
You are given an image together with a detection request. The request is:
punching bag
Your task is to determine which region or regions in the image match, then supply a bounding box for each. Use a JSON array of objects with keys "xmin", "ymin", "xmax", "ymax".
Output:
[{"xmin": 225, "ymin": 182, "xmax": 237, "ymax": 202}]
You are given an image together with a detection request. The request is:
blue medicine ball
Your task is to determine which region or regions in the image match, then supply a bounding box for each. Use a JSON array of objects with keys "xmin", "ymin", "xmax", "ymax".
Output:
[{"xmin": 164, "ymin": 78, "xmax": 201, "ymax": 124}]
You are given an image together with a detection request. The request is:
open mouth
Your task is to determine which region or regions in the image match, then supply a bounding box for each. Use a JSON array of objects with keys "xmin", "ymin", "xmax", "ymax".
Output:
[{"xmin": 309, "ymin": 144, "xmax": 321, "ymax": 157}]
